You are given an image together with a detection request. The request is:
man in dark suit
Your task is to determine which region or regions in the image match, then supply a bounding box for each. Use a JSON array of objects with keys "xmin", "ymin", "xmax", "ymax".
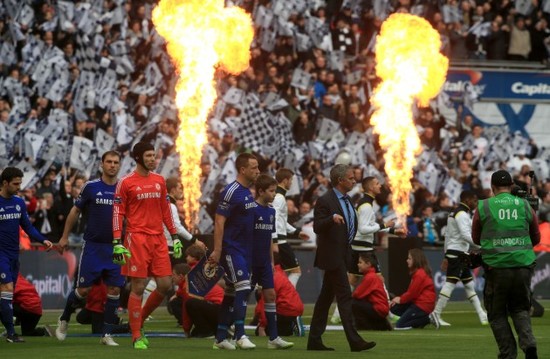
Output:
[{"xmin": 307, "ymin": 164, "xmax": 376, "ymax": 352}]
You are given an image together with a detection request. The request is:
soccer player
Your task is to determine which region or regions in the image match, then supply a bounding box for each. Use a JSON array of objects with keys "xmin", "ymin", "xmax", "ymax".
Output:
[
  {"xmin": 208, "ymin": 152, "xmax": 260, "ymax": 350},
  {"xmin": 55, "ymin": 151, "xmax": 123, "ymax": 346},
  {"xmin": 0, "ymin": 167, "xmax": 53, "ymax": 343},
  {"xmin": 164, "ymin": 177, "xmax": 205, "ymax": 251},
  {"xmin": 272, "ymin": 168, "xmax": 309, "ymax": 288},
  {"xmin": 112, "ymin": 142, "xmax": 181, "ymax": 350},
  {"xmin": 430, "ymin": 190, "xmax": 488, "ymax": 327},
  {"xmin": 251, "ymin": 174, "xmax": 294, "ymax": 349}
]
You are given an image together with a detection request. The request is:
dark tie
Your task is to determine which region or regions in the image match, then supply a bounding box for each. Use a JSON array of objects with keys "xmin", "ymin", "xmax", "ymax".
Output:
[{"xmin": 343, "ymin": 195, "xmax": 355, "ymax": 243}]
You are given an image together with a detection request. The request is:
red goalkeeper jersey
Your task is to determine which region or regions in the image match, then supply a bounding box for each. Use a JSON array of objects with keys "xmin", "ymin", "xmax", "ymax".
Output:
[{"xmin": 113, "ymin": 171, "xmax": 176, "ymax": 239}]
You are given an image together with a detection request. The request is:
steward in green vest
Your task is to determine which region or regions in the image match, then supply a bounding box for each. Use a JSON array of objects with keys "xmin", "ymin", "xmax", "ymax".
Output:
[
  {"xmin": 477, "ymin": 192, "xmax": 535, "ymax": 268},
  {"xmin": 472, "ymin": 169, "xmax": 540, "ymax": 359}
]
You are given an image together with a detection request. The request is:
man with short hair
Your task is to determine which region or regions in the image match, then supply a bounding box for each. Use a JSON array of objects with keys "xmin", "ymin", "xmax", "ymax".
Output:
[
  {"xmin": 208, "ymin": 153, "xmax": 260, "ymax": 350},
  {"xmin": 55, "ymin": 151, "xmax": 123, "ymax": 346},
  {"xmin": 112, "ymin": 142, "xmax": 180, "ymax": 350},
  {"xmin": 164, "ymin": 177, "xmax": 205, "ymax": 251},
  {"xmin": 430, "ymin": 190, "xmax": 488, "ymax": 328},
  {"xmin": 333, "ymin": 176, "xmax": 399, "ymax": 324},
  {"xmin": 0, "ymin": 167, "xmax": 53, "ymax": 343},
  {"xmin": 472, "ymin": 170, "xmax": 540, "ymax": 359},
  {"xmin": 272, "ymin": 168, "xmax": 308, "ymax": 288},
  {"xmin": 307, "ymin": 164, "xmax": 376, "ymax": 352}
]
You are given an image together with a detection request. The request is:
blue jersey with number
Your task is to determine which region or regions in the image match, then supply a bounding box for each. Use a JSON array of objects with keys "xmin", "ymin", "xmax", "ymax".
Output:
[
  {"xmin": 216, "ymin": 181, "xmax": 256, "ymax": 260},
  {"xmin": 0, "ymin": 195, "xmax": 46, "ymax": 259},
  {"xmin": 75, "ymin": 179, "xmax": 117, "ymax": 244},
  {"xmin": 252, "ymin": 202, "xmax": 275, "ymax": 267}
]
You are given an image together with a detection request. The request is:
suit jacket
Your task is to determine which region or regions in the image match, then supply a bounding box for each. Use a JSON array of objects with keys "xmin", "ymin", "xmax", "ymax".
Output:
[{"xmin": 313, "ymin": 189, "xmax": 358, "ymax": 271}]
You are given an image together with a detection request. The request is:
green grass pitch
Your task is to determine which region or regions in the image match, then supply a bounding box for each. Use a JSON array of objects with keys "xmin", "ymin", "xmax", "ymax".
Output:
[{"xmin": 2, "ymin": 301, "xmax": 549, "ymax": 358}]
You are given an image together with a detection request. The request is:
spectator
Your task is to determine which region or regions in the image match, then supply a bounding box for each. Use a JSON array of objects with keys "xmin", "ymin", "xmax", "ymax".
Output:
[
  {"xmin": 390, "ymin": 248, "xmax": 437, "ymax": 329},
  {"xmin": 351, "ymin": 253, "xmax": 392, "ymax": 331},
  {"xmin": 508, "ymin": 16, "xmax": 531, "ymax": 60},
  {"xmin": 13, "ymin": 274, "xmax": 52, "ymax": 337}
]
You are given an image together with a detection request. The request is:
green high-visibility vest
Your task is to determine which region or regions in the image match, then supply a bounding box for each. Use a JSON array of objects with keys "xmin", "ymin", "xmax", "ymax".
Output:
[{"xmin": 478, "ymin": 192, "xmax": 535, "ymax": 268}]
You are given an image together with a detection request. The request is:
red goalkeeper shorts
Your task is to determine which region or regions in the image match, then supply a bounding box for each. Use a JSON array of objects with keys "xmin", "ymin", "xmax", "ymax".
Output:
[{"xmin": 122, "ymin": 232, "xmax": 172, "ymax": 278}]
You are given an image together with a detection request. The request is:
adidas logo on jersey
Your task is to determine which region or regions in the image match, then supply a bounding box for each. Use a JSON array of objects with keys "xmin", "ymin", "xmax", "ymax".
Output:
[
  {"xmin": 0, "ymin": 208, "xmax": 4, "ymax": 212},
  {"xmin": 96, "ymin": 192, "xmax": 103, "ymax": 196},
  {"xmin": 258, "ymin": 216, "xmax": 263, "ymax": 221},
  {"xmin": 136, "ymin": 186, "xmax": 142, "ymax": 191}
]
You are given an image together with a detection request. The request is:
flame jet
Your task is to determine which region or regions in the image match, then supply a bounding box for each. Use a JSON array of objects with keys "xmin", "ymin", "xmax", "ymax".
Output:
[
  {"xmin": 370, "ymin": 13, "xmax": 448, "ymax": 225},
  {"xmin": 152, "ymin": 0, "xmax": 254, "ymax": 229}
]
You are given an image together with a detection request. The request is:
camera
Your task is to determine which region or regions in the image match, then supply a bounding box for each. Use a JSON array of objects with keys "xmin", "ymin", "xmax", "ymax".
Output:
[{"xmin": 511, "ymin": 171, "xmax": 539, "ymax": 211}]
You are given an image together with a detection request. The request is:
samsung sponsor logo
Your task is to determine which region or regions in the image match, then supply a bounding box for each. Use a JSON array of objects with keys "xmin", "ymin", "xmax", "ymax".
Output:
[
  {"xmin": 95, "ymin": 198, "xmax": 113, "ymax": 205},
  {"xmin": 511, "ymin": 82, "xmax": 550, "ymax": 96},
  {"xmin": 0, "ymin": 213, "xmax": 21, "ymax": 220},
  {"xmin": 255, "ymin": 223, "xmax": 274, "ymax": 230},
  {"xmin": 137, "ymin": 192, "xmax": 161, "ymax": 200}
]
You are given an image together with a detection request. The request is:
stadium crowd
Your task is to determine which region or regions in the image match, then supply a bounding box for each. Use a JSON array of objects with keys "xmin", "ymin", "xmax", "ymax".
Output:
[{"xmin": 0, "ymin": 0, "xmax": 549, "ymax": 249}]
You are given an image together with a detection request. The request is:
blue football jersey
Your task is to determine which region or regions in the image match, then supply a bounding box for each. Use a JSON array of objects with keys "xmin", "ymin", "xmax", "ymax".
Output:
[
  {"xmin": 252, "ymin": 202, "xmax": 275, "ymax": 267},
  {"xmin": 216, "ymin": 181, "xmax": 256, "ymax": 259},
  {"xmin": 75, "ymin": 179, "xmax": 117, "ymax": 244},
  {"xmin": 0, "ymin": 195, "xmax": 45, "ymax": 259}
]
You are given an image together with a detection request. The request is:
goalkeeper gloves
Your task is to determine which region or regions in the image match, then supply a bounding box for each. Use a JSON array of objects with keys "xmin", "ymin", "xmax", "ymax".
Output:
[
  {"xmin": 112, "ymin": 240, "xmax": 131, "ymax": 265},
  {"xmin": 173, "ymin": 236, "xmax": 183, "ymax": 259}
]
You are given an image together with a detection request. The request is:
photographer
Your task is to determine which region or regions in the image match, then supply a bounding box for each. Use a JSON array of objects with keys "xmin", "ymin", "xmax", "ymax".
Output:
[{"xmin": 472, "ymin": 170, "xmax": 540, "ymax": 359}]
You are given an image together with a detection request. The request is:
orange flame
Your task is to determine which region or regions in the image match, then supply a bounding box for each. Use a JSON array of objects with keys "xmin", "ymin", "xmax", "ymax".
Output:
[
  {"xmin": 152, "ymin": 0, "xmax": 254, "ymax": 229},
  {"xmin": 370, "ymin": 13, "xmax": 448, "ymax": 224}
]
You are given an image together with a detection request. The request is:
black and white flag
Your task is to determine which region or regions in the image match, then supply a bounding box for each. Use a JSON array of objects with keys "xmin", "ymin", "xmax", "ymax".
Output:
[
  {"xmin": 16, "ymin": 160, "xmax": 37, "ymax": 190},
  {"xmin": 16, "ymin": 4, "xmax": 34, "ymax": 28},
  {"xmin": 197, "ymin": 206, "xmax": 214, "ymax": 236},
  {"xmin": 223, "ymin": 88, "xmax": 245, "ymax": 105},
  {"xmin": 158, "ymin": 153, "xmax": 180, "ymax": 179},
  {"xmin": 317, "ymin": 117, "xmax": 342, "ymax": 141},
  {"xmin": 254, "ymin": 5, "xmax": 273, "ymax": 29},
  {"xmin": 515, "ymin": 0, "xmax": 535, "ymax": 15},
  {"xmin": 260, "ymin": 26, "xmax": 277, "ymax": 52},
  {"xmin": 345, "ymin": 69, "xmax": 363, "ymax": 85},
  {"xmin": 290, "ymin": 68, "xmax": 312, "ymax": 90},
  {"xmin": 444, "ymin": 177, "xmax": 462, "ymax": 204},
  {"xmin": 95, "ymin": 128, "xmax": 116, "ymax": 156},
  {"xmin": 70, "ymin": 136, "xmax": 95, "ymax": 173},
  {"xmin": 57, "ymin": 0, "xmax": 76, "ymax": 31},
  {"xmin": 295, "ymin": 32, "xmax": 311, "ymax": 52},
  {"xmin": 0, "ymin": 42, "xmax": 16, "ymax": 66},
  {"xmin": 200, "ymin": 167, "xmax": 220, "ymax": 205},
  {"xmin": 23, "ymin": 133, "xmax": 44, "ymax": 160}
]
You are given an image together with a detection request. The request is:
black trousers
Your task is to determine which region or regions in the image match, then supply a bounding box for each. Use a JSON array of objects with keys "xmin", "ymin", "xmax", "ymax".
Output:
[
  {"xmin": 168, "ymin": 297, "xmax": 183, "ymax": 325},
  {"xmin": 76, "ymin": 308, "xmax": 128, "ymax": 334},
  {"xmin": 186, "ymin": 298, "xmax": 220, "ymax": 338},
  {"xmin": 13, "ymin": 304, "xmax": 47, "ymax": 336},
  {"xmin": 484, "ymin": 267, "xmax": 537, "ymax": 359},
  {"xmin": 351, "ymin": 299, "xmax": 392, "ymax": 331},
  {"xmin": 308, "ymin": 265, "xmax": 365, "ymax": 348}
]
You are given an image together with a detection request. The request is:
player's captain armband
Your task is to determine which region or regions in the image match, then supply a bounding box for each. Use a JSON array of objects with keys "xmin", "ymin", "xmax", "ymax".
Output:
[{"xmin": 218, "ymin": 201, "xmax": 230, "ymax": 210}]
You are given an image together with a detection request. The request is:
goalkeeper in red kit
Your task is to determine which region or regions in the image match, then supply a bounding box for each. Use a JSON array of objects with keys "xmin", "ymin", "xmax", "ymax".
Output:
[{"xmin": 112, "ymin": 142, "xmax": 181, "ymax": 350}]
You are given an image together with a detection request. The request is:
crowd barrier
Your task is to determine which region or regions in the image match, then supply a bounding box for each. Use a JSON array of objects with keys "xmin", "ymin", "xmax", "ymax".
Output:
[{"xmin": 20, "ymin": 241, "xmax": 550, "ymax": 309}]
